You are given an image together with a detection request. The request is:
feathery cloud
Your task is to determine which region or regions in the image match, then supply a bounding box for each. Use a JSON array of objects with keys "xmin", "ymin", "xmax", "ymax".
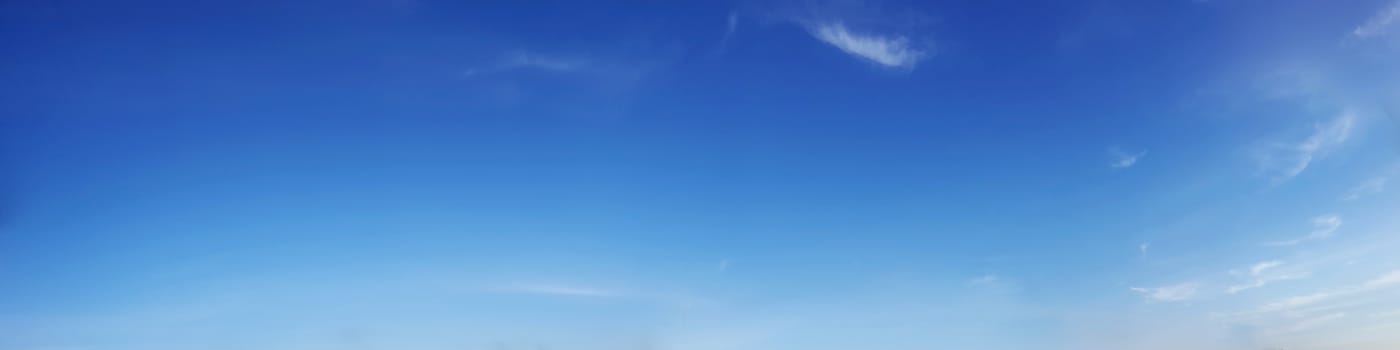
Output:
[
  {"xmin": 1130, "ymin": 282, "xmax": 1200, "ymax": 302},
  {"xmin": 462, "ymin": 51, "xmax": 588, "ymax": 79},
  {"xmin": 1259, "ymin": 270, "xmax": 1400, "ymax": 313},
  {"xmin": 807, "ymin": 21, "xmax": 926, "ymax": 69},
  {"xmin": 1290, "ymin": 312, "xmax": 1347, "ymax": 332},
  {"xmin": 966, "ymin": 274, "xmax": 1000, "ymax": 286},
  {"xmin": 1266, "ymin": 214, "xmax": 1342, "ymax": 246},
  {"xmin": 490, "ymin": 283, "xmax": 620, "ymax": 298},
  {"xmin": 1226, "ymin": 261, "xmax": 1306, "ymax": 294},
  {"xmin": 1353, "ymin": 1, "xmax": 1400, "ymax": 39},
  {"xmin": 1252, "ymin": 261, "xmax": 1281, "ymax": 275},
  {"xmin": 1365, "ymin": 270, "xmax": 1400, "ymax": 288},
  {"xmin": 709, "ymin": 11, "xmax": 741, "ymax": 57},
  {"xmin": 1110, "ymin": 148, "xmax": 1147, "ymax": 169},
  {"xmin": 1265, "ymin": 113, "xmax": 1355, "ymax": 183},
  {"xmin": 1343, "ymin": 177, "xmax": 1388, "ymax": 201},
  {"xmin": 1226, "ymin": 279, "xmax": 1270, "ymax": 294},
  {"xmin": 501, "ymin": 52, "xmax": 586, "ymax": 72},
  {"xmin": 724, "ymin": 12, "xmax": 739, "ymax": 42}
]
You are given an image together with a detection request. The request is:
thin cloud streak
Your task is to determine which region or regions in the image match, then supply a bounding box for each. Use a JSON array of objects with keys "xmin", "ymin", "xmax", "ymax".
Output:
[
  {"xmin": 1344, "ymin": 176, "xmax": 1388, "ymax": 201},
  {"xmin": 1266, "ymin": 214, "xmax": 1342, "ymax": 246},
  {"xmin": 462, "ymin": 51, "xmax": 588, "ymax": 78},
  {"xmin": 501, "ymin": 52, "xmax": 586, "ymax": 72},
  {"xmin": 966, "ymin": 274, "xmax": 999, "ymax": 286},
  {"xmin": 1130, "ymin": 282, "xmax": 1200, "ymax": 302},
  {"xmin": 1291, "ymin": 312, "xmax": 1348, "ymax": 332},
  {"xmin": 1111, "ymin": 148, "xmax": 1147, "ymax": 169},
  {"xmin": 1267, "ymin": 113, "xmax": 1354, "ymax": 183},
  {"xmin": 1226, "ymin": 261, "xmax": 1306, "ymax": 294},
  {"xmin": 1243, "ymin": 261, "xmax": 1283, "ymax": 276},
  {"xmin": 489, "ymin": 283, "xmax": 621, "ymax": 298},
  {"xmin": 709, "ymin": 11, "xmax": 740, "ymax": 57},
  {"xmin": 1258, "ymin": 270, "xmax": 1400, "ymax": 313},
  {"xmin": 1252, "ymin": 261, "xmax": 1282, "ymax": 275},
  {"xmin": 1353, "ymin": 1, "xmax": 1400, "ymax": 39},
  {"xmin": 722, "ymin": 11, "xmax": 738, "ymax": 44},
  {"xmin": 807, "ymin": 21, "xmax": 926, "ymax": 69}
]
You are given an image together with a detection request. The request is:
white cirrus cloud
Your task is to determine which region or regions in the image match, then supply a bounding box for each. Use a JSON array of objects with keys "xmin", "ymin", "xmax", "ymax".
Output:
[
  {"xmin": 489, "ymin": 282, "xmax": 621, "ymax": 298},
  {"xmin": 462, "ymin": 51, "xmax": 588, "ymax": 78},
  {"xmin": 1130, "ymin": 282, "xmax": 1200, "ymax": 302},
  {"xmin": 709, "ymin": 11, "xmax": 741, "ymax": 57},
  {"xmin": 1226, "ymin": 278, "xmax": 1268, "ymax": 294},
  {"xmin": 1353, "ymin": 1, "xmax": 1400, "ymax": 39},
  {"xmin": 1110, "ymin": 148, "xmax": 1148, "ymax": 169},
  {"xmin": 1258, "ymin": 270, "xmax": 1400, "ymax": 313},
  {"xmin": 1226, "ymin": 261, "xmax": 1307, "ymax": 294},
  {"xmin": 1344, "ymin": 176, "xmax": 1388, "ymax": 201},
  {"xmin": 807, "ymin": 21, "xmax": 926, "ymax": 69},
  {"xmin": 1231, "ymin": 260, "xmax": 1284, "ymax": 277},
  {"xmin": 1267, "ymin": 214, "xmax": 1342, "ymax": 246},
  {"xmin": 1364, "ymin": 270, "xmax": 1400, "ymax": 288},
  {"xmin": 723, "ymin": 11, "xmax": 739, "ymax": 42},
  {"xmin": 966, "ymin": 274, "xmax": 1000, "ymax": 286},
  {"xmin": 501, "ymin": 51, "xmax": 586, "ymax": 72},
  {"xmin": 1264, "ymin": 113, "xmax": 1355, "ymax": 183},
  {"xmin": 1290, "ymin": 312, "xmax": 1347, "ymax": 332}
]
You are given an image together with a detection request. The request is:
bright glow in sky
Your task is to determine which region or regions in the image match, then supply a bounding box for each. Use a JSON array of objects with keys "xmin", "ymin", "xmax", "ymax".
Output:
[{"xmin": 3, "ymin": 1, "xmax": 1400, "ymax": 350}]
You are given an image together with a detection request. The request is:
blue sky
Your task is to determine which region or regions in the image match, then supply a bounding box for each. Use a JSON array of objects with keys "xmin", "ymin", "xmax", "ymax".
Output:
[{"xmin": 2, "ymin": 0, "xmax": 1400, "ymax": 349}]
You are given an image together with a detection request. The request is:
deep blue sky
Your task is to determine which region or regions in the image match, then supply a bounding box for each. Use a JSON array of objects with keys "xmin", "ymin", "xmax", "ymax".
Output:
[{"xmin": 3, "ymin": 1, "xmax": 1400, "ymax": 349}]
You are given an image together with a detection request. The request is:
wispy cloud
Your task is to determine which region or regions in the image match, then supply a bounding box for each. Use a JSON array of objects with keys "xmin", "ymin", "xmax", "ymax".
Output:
[
  {"xmin": 1139, "ymin": 242, "xmax": 1150, "ymax": 258},
  {"xmin": 1227, "ymin": 278, "xmax": 1279, "ymax": 294},
  {"xmin": 722, "ymin": 12, "xmax": 739, "ymax": 46},
  {"xmin": 497, "ymin": 52, "xmax": 586, "ymax": 73},
  {"xmin": 709, "ymin": 12, "xmax": 741, "ymax": 57},
  {"xmin": 1110, "ymin": 148, "xmax": 1147, "ymax": 169},
  {"xmin": 1259, "ymin": 270, "xmax": 1400, "ymax": 313},
  {"xmin": 1130, "ymin": 282, "xmax": 1200, "ymax": 302},
  {"xmin": 1266, "ymin": 214, "xmax": 1342, "ymax": 246},
  {"xmin": 1290, "ymin": 312, "xmax": 1347, "ymax": 332},
  {"xmin": 462, "ymin": 51, "xmax": 591, "ymax": 79},
  {"xmin": 966, "ymin": 274, "xmax": 1000, "ymax": 286},
  {"xmin": 1353, "ymin": 1, "xmax": 1400, "ymax": 39},
  {"xmin": 1226, "ymin": 260, "xmax": 1306, "ymax": 294},
  {"xmin": 718, "ymin": 258, "xmax": 730, "ymax": 272},
  {"xmin": 807, "ymin": 21, "xmax": 926, "ymax": 69},
  {"xmin": 1252, "ymin": 261, "xmax": 1283, "ymax": 275},
  {"xmin": 1365, "ymin": 270, "xmax": 1400, "ymax": 288},
  {"xmin": 489, "ymin": 283, "xmax": 621, "ymax": 298},
  {"xmin": 1343, "ymin": 176, "xmax": 1388, "ymax": 201},
  {"xmin": 1264, "ymin": 113, "xmax": 1355, "ymax": 183}
]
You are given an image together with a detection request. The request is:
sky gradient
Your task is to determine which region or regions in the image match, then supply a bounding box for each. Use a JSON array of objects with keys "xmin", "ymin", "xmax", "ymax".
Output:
[{"xmin": 3, "ymin": 1, "xmax": 1400, "ymax": 349}]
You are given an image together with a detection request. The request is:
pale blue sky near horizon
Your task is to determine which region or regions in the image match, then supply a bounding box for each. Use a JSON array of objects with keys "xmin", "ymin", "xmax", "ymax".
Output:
[{"xmin": 2, "ymin": 0, "xmax": 1400, "ymax": 349}]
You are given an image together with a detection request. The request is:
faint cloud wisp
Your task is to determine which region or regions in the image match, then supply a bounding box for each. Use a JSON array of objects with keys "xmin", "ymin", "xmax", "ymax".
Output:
[
  {"xmin": 966, "ymin": 274, "xmax": 999, "ymax": 287},
  {"xmin": 1130, "ymin": 282, "xmax": 1200, "ymax": 302},
  {"xmin": 1353, "ymin": 1, "xmax": 1400, "ymax": 39},
  {"xmin": 1343, "ymin": 176, "xmax": 1388, "ymax": 201},
  {"xmin": 1262, "ymin": 113, "xmax": 1354, "ymax": 184},
  {"xmin": 1110, "ymin": 148, "xmax": 1147, "ymax": 169},
  {"xmin": 807, "ymin": 21, "xmax": 926, "ymax": 69},
  {"xmin": 1266, "ymin": 214, "xmax": 1342, "ymax": 246},
  {"xmin": 489, "ymin": 283, "xmax": 621, "ymax": 298},
  {"xmin": 1226, "ymin": 260, "xmax": 1306, "ymax": 294},
  {"xmin": 1258, "ymin": 270, "xmax": 1400, "ymax": 313}
]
